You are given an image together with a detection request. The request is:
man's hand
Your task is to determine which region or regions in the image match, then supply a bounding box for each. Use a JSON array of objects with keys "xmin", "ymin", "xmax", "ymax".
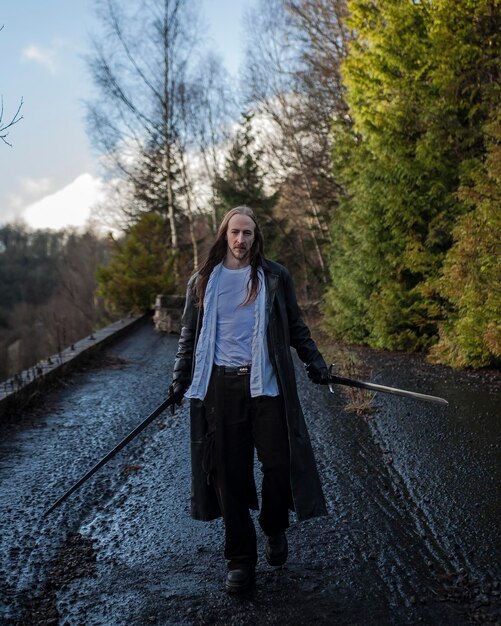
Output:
[
  {"xmin": 168, "ymin": 383, "xmax": 185, "ymax": 414},
  {"xmin": 305, "ymin": 361, "xmax": 329, "ymax": 385}
]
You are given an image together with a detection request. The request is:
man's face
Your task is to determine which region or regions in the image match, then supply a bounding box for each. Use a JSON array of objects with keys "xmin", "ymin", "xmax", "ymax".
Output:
[{"xmin": 225, "ymin": 214, "xmax": 256, "ymax": 267}]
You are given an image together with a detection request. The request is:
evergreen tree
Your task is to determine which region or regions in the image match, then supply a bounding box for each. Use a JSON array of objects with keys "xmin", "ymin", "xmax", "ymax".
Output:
[
  {"xmin": 326, "ymin": 0, "xmax": 441, "ymax": 350},
  {"xmin": 428, "ymin": 0, "xmax": 501, "ymax": 366},
  {"xmin": 431, "ymin": 111, "xmax": 501, "ymax": 367},
  {"xmin": 96, "ymin": 213, "xmax": 176, "ymax": 315},
  {"xmin": 214, "ymin": 113, "xmax": 280, "ymax": 256},
  {"xmin": 215, "ymin": 114, "xmax": 277, "ymax": 214},
  {"xmin": 325, "ymin": 0, "xmax": 501, "ymax": 359}
]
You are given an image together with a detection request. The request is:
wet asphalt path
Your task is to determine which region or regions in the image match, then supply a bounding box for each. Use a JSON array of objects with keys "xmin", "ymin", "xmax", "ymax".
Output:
[{"xmin": 0, "ymin": 320, "xmax": 499, "ymax": 625}]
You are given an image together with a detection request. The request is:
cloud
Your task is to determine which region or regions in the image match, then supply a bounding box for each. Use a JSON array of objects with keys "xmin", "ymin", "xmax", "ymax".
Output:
[
  {"xmin": 4, "ymin": 177, "xmax": 55, "ymax": 219},
  {"xmin": 21, "ymin": 42, "xmax": 62, "ymax": 74},
  {"xmin": 22, "ymin": 174, "xmax": 105, "ymax": 230},
  {"xmin": 20, "ymin": 176, "xmax": 54, "ymax": 197}
]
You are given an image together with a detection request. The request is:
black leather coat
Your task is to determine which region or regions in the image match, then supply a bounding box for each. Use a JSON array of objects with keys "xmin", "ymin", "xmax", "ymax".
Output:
[{"xmin": 173, "ymin": 259, "xmax": 328, "ymax": 522}]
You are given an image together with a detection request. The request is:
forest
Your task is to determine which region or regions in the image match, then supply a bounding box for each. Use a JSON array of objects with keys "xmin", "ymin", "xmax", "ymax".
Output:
[
  {"xmin": 1, "ymin": 0, "xmax": 500, "ymax": 382},
  {"xmin": 0, "ymin": 226, "xmax": 111, "ymax": 381}
]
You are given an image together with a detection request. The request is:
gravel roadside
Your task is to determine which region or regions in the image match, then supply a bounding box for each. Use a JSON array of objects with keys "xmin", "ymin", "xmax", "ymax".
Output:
[{"xmin": 1, "ymin": 321, "xmax": 499, "ymax": 625}]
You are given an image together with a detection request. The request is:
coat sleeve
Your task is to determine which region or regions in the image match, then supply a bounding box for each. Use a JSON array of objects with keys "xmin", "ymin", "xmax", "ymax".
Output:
[
  {"xmin": 172, "ymin": 275, "xmax": 199, "ymax": 393},
  {"xmin": 282, "ymin": 267, "xmax": 327, "ymax": 371}
]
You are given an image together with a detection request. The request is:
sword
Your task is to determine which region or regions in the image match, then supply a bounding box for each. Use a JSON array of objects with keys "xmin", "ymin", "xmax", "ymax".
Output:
[
  {"xmin": 327, "ymin": 364, "xmax": 448, "ymax": 406},
  {"xmin": 43, "ymin": 395, "xmax": 175, "ymax": 516}
]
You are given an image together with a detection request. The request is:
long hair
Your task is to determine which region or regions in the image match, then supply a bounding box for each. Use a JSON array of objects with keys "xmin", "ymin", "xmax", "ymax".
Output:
[{"xmin": 195, "ymin": 206, "xmax": 265, "ymax": 306}]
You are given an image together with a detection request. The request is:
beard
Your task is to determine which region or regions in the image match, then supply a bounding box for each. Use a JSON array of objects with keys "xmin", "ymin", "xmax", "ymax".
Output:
[{"xmin": 229, "ymin": 245, "xmax": 250, "ymax": 262}]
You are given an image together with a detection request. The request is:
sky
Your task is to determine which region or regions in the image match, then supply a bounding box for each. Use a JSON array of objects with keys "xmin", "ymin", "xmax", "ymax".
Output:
[{"xmin": 0, "ymin": 0, "xmax": 255, "ymax": 231}]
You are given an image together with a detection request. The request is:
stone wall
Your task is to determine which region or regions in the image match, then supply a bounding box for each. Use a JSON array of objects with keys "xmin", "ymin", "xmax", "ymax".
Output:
[
  {"xmin": 153, "ymin": 294, "xmax": 185, "ymax": 334},
  {"xmin": 0, "ymin": 314, "xmax": 148, "ymax": 420}
]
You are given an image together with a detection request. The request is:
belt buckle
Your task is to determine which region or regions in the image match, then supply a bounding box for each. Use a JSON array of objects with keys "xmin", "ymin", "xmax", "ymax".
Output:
[{"xmin": 237, "ymin": 365, "xmax": 250, "ymax": 375}]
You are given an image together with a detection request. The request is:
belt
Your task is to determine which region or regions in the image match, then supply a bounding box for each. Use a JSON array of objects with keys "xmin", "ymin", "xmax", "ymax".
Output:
[{"xmin": 214, "ymin": 364, "xmax": 251, "ymax": 376}]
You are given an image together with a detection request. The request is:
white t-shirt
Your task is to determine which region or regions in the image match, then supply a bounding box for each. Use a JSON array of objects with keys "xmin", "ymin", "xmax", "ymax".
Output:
[{"xmin": 214, "ymin": 265, "xmax": 255, "ymax": 366}]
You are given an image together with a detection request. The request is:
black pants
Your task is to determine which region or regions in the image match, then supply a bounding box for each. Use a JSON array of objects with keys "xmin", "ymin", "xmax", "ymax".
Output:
[{"xmin": 203, "ymin": 367, "xmax": 292, "ymax": 569}]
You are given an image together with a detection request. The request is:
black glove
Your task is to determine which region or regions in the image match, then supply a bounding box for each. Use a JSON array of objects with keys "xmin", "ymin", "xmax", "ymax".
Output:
[
  {"xmin": 305, "ymin": 361, "xmax": 329, "ymax": 385},
  {"xmin": 168, "ymin": 383, "xmax": 185, "ymax": 414},
  {"xmin": 171, "ymin": 353, "xmax": 191, "ymax": 413}
]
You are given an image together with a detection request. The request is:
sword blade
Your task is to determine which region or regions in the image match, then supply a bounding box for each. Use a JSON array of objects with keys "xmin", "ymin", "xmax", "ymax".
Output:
[
  {"xmin": 328, "ymin": 374, "xmax": 448, "ymax": 406},
  {"xmin": 43, "ymin": 396, "xmax": 174, "ymax": 517}
]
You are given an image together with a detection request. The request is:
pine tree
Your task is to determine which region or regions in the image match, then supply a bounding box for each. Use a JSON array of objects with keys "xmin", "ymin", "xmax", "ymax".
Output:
[
  {"xmin": 428, "ymin": 0, "xmax": 501, "ymax": 366},
  {"xmin": 215, "ymin": 114, "xmax": 276, "ymax": 213},
  {"xmin": 96, "ymin": 213, "xmax": 176, "ymax": 315},
  {"xmin": 325, "ymin": 0, "xmax": 501, "ymax": 359},
  {"xmin": 214, "ymin": 113, "xmax": 280, "ymax": 255},
  {"xmin": 326, "ymin": 0, "xmax": 443, "ymax": 350},
  {"xmin": 430, "ymin": 111, "xmax": 501, "ymax": 367}
]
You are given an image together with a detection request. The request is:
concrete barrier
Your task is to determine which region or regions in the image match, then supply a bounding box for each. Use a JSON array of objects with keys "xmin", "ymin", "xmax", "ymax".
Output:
[{"xmin": 0, "ymin": 313, "xmax": 149, "ymax": 420}]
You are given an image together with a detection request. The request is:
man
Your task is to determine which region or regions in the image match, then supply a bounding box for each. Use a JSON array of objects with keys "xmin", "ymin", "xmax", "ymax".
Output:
[{"xmin": 170, "ymin": 206, "xmax": 329, "ymax": 594}]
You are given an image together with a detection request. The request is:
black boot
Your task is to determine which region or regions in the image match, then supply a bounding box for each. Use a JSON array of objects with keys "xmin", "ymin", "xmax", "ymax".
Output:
[
  {"xmin": 265, "ymin": 532, "xmax": 288, "ymax": 567},
  {"xmin": 225, "ymin": 567, "xmax": 255, "ymax": 594}
]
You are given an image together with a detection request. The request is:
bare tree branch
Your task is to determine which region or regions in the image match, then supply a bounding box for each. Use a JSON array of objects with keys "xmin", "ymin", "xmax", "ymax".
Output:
[
  {"xmin": 85, "ymin": 0, "xmax": 206, "ymax": 277},
  {"xmin": 0, "ymin": 96, "xmax": 24, "ymax": 146},
  {"xmin": 1, "ymin": 25, "xmax": 24, "ymax": 147},
  {"xmin": 242, "ymin": 0, "xmax": 351, "ymax": 282}
]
